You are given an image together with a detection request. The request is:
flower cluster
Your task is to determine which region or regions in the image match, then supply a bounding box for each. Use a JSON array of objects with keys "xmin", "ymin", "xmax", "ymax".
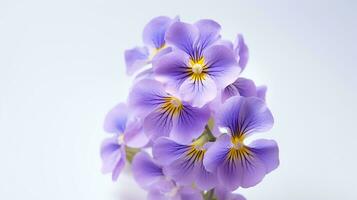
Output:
[{"xmin": 101, "ymin": 16, "xmax": 279, "ymax": 200}]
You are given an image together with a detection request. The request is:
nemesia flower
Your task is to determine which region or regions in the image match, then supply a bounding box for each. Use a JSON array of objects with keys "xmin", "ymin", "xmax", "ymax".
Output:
[
  {"xmin": 153, "ymin": 20, "xmax": 241, "ymax": 107},
  {"xmin": 128, "ymin": 79, "xmax": 210, "ymax": 143},
  {"xmin": 203, "ymin": 96, "xmax": 279, "ymax": 190},
  {"xmin": 100, "ymin": 103, "xmax": 149, "ymax": 181},
  {"xmin": 152, "ymin": 137, "xmax": 217, "ymax": 190},
  {"xmin": 132, "ymin": 151, "xmax": 203, "ymax": 200},
  {"xmin": 124, "ymin": 16, "xmax": 177, "ymax": 76}
]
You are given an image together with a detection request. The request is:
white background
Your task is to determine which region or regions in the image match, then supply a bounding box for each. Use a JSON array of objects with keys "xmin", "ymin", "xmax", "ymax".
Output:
[{"xmin": 1, "ymin": 0, "xmax": 356, "ymax": 199}]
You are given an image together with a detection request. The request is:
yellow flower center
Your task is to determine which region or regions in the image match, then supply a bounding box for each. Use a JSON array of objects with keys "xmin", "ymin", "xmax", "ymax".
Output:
[
  {"xmin": 231, "ymin": 135, "xmax": 245, "ymax": 149},
  {"xmin": 188, "ymin": 57, "xmax": 207, "ymax": 81},
  {"xmin": 161, "ymin": 96, "xmax": 183, "ymax": 116}
]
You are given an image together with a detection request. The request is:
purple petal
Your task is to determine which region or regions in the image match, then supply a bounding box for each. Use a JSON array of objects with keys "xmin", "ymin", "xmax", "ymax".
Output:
[
  {"xmin": 216, "ymin": 148, "xmax": 266, "ymax": 190},
  {"xmin": 103, "ymin": 103, "xmax": 128, "ymax": 134},
  {"xmin": 194, "ymin": 19, "xmax": 221, "ymax": 49},
  {"xmin": 111, "ymin": 153, "xmax": 126, "ymax": 181},
  {"xmin": 100, "ymin": 137, "xmax": 126, "ymax": 181},
  {"xmin": 153, "ymin": 50, "xmax": 190, "ymax": 90},
  {"xmin": 248, "ymin": 139, "xmax": 279, "ymax": 173},
  {"xmin": 128, "ymin": 79, "xmax": 167, "ymax": 116},
  {"xmin": 100, "ymin": 137, "xmax": 122, "ymax": 173},
  {"xmin": 124, "ymin": 46, "xmax": 149, "ymax": 75},
  {"xmin": 171, "ymin": 104, "xmax": 211, "ymax": 143},
  {"xmin": 152, "ymin": 137, "xmax": 189, "ymax": 165},
  {"xmin": 163, "ymin": 153, "xmax": 198, "ymax": 186},
  {"xmin": 154, "ymin": 138, "xmax": 216, "ymax": 190},
  {"xmin": 216, "ymin": 96, "xmax": 274, "ymax": 137},
  {"xmin": 203, "ymin": 134, "xmax": 232, "ymax": 172},
  {"xmin": 215, "ymin": 188, "xmax": 246, "ymax": 200},
  {"xmin": 124, "ymin": 118, "xmax": 149, "ymax": 148},
  {"xmin": 222, "ymin": 77, "xmax": 257, "ymax": 102},
  {"xmin": 234, "ymin": 77, "xmax": 257, "ymax": 97},
  {"xmin": 143, "ymin": 109, "xmax": 173, "ymax": 141},
  {"xmin": 151, "ymin": 46, "xmax": 173, "ymax": 62},
  {"xmin": 204, "ymin": 45, "xmax": 241, "ymax": 88},
  {"xmin": 142, "ymin": 16, "xmax": 175, "ymax": 49},
  {"xmin": 256, "ymin": 85, "xmax": 267, "ymax": 101},
  {"xmin": 132, "ymin": 151, "xmax": 164, "ymax": 189},
  {"xmin": 234, "ymin": 34, "xmax": 249, "ymax": 71},
  {"xmin": 215, "ymin": 39, "xmax": 234, "ymax": 50},
  {"xmin": 147, "ymin": 190, "xmax": 167, "ymax": 200},
  {"xmin": 178, "ymin": 187, "xmax": 203, "ymax": 200},
  {"xmin": 221, "ymin": 84, "xmax": 240, "ymax": 103},
  {"xmin": 165, "ymin": 21, "xmax": 199, "ymax": 55},
  {"xmin": 179, "ymin": 75, "xmax": 218, "ymax": 107},
  {"xmin": 195, "ymin": 161, "xmax": 218, "ymax": 190},
  {"xmin": 133, "ymin": 68, "xmax": 154, "ymax": 83}
]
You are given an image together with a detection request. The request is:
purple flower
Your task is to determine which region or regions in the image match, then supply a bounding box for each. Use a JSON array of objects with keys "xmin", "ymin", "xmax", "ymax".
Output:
[
  {"xmin": 152, "ymin": 137, "xmax": 217, "ymax": 190},
  {"xmin": 153, "ymin": 20, "xmax": 241, "ymax": 107},
  {"xmin": 132, "ymin": 151, "xmax": 203, "ymax": 200},
  {"xmin": 100, "ymin": 103, "xmax": 149, "ymax": 181},
  {"xmin": 128, "ymin": 79, "xmax": 210, "ymax": 143},
  {"xmin": 203, "ymin": 96, "xmax": 279, "ymax": 190},
  {"xmin": 124, "ymin": 16, "xmax": 178, "ymax": 76}
]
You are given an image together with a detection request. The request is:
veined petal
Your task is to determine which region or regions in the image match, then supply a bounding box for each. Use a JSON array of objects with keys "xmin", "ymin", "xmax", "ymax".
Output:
[
  {"xmin": 165, "ymin": 21, "xmax": 199, "ymax": 56},
  {"xmin": 154, "ymin": 138, "xmax": 216, "ymax": 190},
  {"xmin": 132, "ymin": 151, "xmax": 164, "ymax": 189},
  {"xmin": 143, "ymin": 16, "xmax": 176, "ymax": 49},
  {"xmin": 179, "ymin": 75, "xmax": 217, "ymax": 107},
  {"xmin": 128, "ymin": 79, "xmax": 168, "ymax": 116},
  {"xmin": 248, "ymin": 139, "xmax": 279, "ymax": 173},
  {"xmin": 204, "ymin": 45, "xmax": 241, "ymax": 88},
  {"xmin": 153, "ymin": 137, "xmax": 190, "ymax": 165},
  {"xmin": 171, "ymin": 103, "xmax": 211, "ymax": 144},
  {"xmin": 222, "ymin": 84, "xmax": 240, "ymax": 102},
  {"xmin": 234, "ymin": 34, "xmax": 249, "ymax": 71},
  {"xmin": 153, "ymin": 50, "xmax": 190, "ymax": 90},
  {"xmin": 203, "ymin": 134, "xmax": 232, "ymax": 172},
  {"xmin": 219, "ymin": 146, "xmax": 266, "ymax": 189},
  {"xmin": 194, "ymin": 19, "xmax": 221, "ymax": 50},
  {"xmin": 103, "ymin": 103, "xmax": 128, "ymax": 134},
  {"xmin": 143, "ymin": 109, "xmax": 174, "ymax": 141},
  {"xmin": 222, "ymin": 77, "xmax": 257, "ymax": 102},
  {"xmin": 163, "ymin": 151, "xmax": 199, "ymax": 186},
  {"xmin": 216, "ymin": 96, "xmax": 274, "ymax": 138},
  {"xmin": 124, "ymin": 46, "xmax": 149, "ymax": 76}
]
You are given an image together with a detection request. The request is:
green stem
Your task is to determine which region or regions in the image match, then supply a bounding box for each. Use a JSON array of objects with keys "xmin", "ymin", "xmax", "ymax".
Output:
[{"xmin": 125, "ymin": 146, "xmax": 140, "ymax": 163}]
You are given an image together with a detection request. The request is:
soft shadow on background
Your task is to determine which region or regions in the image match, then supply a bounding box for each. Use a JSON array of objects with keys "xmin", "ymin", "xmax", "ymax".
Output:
[{"xmin": 1, "ymin": 0, "xmax": 356, "ymax": 199}]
